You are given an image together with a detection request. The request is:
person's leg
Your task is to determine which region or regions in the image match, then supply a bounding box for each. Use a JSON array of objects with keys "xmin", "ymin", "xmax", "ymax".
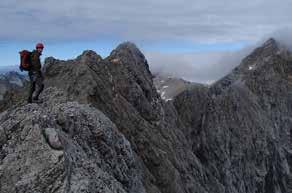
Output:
[
  {"xmin": 33, "ymin": 84, "xmax": 44, "ymax": 100},
  {"xmin": 28, "ymin": 72, "xmax": 36, "ymax": 103},
  {"xmin": 33, "ymin": 73, "xmax": 44, "ymax": 101}
]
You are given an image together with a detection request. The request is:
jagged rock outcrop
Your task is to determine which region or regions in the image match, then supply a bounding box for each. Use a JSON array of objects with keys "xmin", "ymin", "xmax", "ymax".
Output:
[
  {"xmin": 174, "ymin": 38, "xmax": 292, "ymax": 193},
  {"xmin": 0, "ymin": 87, "xmax": 145, "ymax": 193},
  {"xmin": 1, "ymin": 38, "xmax": 292, "ymax": 193}
]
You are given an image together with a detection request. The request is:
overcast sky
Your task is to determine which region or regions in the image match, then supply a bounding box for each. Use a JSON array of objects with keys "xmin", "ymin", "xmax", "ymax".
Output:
[{"xmin": 1, "ymin": 0, "xmax": 292, "ymax": 83}]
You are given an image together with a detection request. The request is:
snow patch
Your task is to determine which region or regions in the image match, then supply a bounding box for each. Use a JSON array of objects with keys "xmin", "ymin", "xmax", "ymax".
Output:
[
  {"xmin": 156, "ymin": 86, "xmax": 173, "ymax": 102},
  {"xmin": 161, "ymin": 91, "xmax": 166, "ymax": 99}
]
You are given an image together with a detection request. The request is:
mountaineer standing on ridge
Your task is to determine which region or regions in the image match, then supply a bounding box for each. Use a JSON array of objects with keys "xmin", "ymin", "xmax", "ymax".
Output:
[{"xmin": 19, "ymin": 43, "xmax": 45, "ymax": 103}]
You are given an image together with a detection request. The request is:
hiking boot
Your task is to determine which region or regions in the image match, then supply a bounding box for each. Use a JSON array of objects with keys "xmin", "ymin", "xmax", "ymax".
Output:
[{"xmin": 28, "ymin": 98, "xmax": 33, "ymax": 103}]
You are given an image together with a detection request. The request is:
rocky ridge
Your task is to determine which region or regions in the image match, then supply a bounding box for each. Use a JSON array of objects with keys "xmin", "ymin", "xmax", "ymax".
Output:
[
  {"xmin": 43, "ymin": 42, "xmax": 217, "ymax": 193},
  {"xmin": 1, "ymin": 38, "xmax": 292, "ymax": 193},
  {"xmin": 174, "ymin": 38, "xmax": 292, "ymax": 193},
  {"xmin": 0, "ymin": 87, "xmax": 145, "ymax": 193}
]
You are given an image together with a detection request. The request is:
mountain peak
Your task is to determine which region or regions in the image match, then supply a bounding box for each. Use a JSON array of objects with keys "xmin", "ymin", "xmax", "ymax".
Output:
[
  {"xmin": 262, "ymin": 38, "xmax": 278, "ymax": 48},
  {"xmin": 115, "ymin": 41, "xmax": 140, "ymax": 52},
  {"xmin": 107, "ymin": 41, "xmax": 152, "ymax": 79},
  {"xmin": 242, "ymin": 37, "xmax": 291, "ymax": 65},
  {"xmin": 109, "ymin": 41, "xmax": 145, "ymax": 61},
  {"xmin": 76, "ymin": 50, "xmax": 102, "ymax": 62},
  {"xmin": 210, "ymin": 37, "xmax": 291, "ymax": 95},
  {"xmin": 257, "ymin": 37, "xmax": 291, "ymax": 59},
  {"xmin": 253, "ymin": 37, "xmax": 281, "ymax": 58}
]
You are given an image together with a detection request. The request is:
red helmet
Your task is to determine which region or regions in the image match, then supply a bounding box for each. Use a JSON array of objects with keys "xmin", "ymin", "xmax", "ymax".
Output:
[{"xmin": 36, "ymin": 43, "xmax": 44, "ymax": 49}]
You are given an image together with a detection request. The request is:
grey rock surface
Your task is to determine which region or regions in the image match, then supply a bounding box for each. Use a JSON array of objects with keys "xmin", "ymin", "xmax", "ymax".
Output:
[
  {"xmin": 44, "ymin": 42, "xmax": 221, "ymax": 193},
  {"xmin": 0, "ymin": 87, "xmax": 145, "ymax": 193},
  {"xmin": 174, "ymin": 38, "xmax": 292, "ymax": 193}
]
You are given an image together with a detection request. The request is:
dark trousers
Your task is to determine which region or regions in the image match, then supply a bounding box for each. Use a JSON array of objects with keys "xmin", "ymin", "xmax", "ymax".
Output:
[{"xmin": 28, "ymin": 71, "xmax": 44, "ymax": 102}]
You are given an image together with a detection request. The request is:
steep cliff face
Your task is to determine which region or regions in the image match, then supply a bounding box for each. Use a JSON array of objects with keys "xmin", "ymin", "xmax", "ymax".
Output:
[
  {"xmin": 1, "ymin": 38, "xmax": 292, "ymax": 193},
  {"xmin": 175, "ymin": 38, "xmax": 292, "ymax": 193}
]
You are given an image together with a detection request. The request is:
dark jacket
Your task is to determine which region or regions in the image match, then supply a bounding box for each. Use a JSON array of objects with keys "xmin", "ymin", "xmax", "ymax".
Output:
[{"xmin": 30, "ymin": 50, "xmax": 42, "ymax": 72}]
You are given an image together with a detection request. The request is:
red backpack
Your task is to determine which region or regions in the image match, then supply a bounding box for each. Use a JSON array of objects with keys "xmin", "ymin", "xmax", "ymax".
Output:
[{"xmin": 19, "ymin": 50, "xmax": 31, "ymax": 71}]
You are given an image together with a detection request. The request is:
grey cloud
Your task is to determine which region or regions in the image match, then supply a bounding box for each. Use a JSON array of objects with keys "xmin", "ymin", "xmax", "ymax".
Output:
[
  {"xmin": 145, "ymin": 51, "xmax": 233, "ymax": 84},
  {"xmin": 145, "ymin": 29, "xmax": 292, "ymax": 84},
  {"xmin": 145, "ymin": 45, "xmax": 257, "ymax": 84},
  {"xmin": 1, "ymin": 0, "xmax": 292, "ymax": 42}
]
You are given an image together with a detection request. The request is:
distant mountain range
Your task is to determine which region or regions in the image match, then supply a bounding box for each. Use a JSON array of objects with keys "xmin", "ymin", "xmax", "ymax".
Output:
[{"xmin": 0, "ymin": 65, "xmax": 19, "ymax": 74}]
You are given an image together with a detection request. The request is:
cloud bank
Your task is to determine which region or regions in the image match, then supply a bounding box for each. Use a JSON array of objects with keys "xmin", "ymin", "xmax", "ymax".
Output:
[
  {"xmin": 146, "ymin": 27, "xmax": 292, "ymax": 84},
  {"xmin": 146, "ymin": 47, "xmax": 253, "ymax": 84},
  {"xmin": 1, "ymin": 0, "xmax": 292, "ymax": 43}
]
